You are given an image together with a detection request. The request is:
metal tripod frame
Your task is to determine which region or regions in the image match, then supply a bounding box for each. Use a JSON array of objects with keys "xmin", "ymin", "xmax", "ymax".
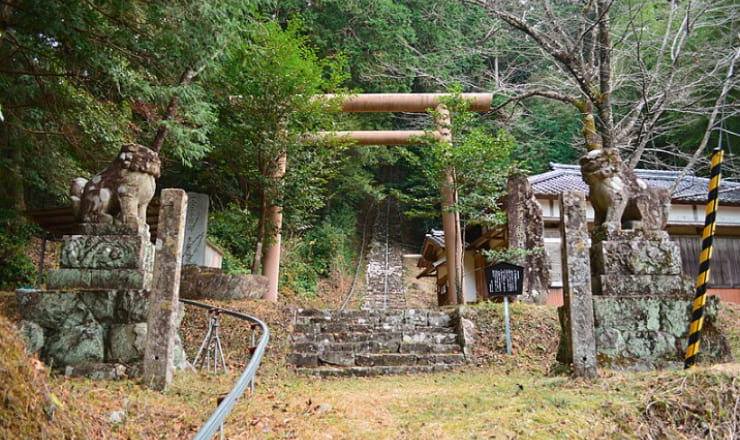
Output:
[{"xmin": 193, "ymin": 308, "xmax": 229, "ymax": 374}]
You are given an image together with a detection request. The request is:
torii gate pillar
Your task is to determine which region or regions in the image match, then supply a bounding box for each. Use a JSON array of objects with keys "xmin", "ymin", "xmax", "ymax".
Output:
[
  {"xmin": 262, "ymin": 152, "xmax": 287, "ymax": 303},
  {"xmin": 435, "ymin": 104, "xmax": 464, "ymax": 305}
]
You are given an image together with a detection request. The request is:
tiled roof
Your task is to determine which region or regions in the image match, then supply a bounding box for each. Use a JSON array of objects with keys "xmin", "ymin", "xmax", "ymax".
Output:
[
  {"xmin": 529, "ymin": 163, "xmax": 740, "ymax": 205},
  {"xmin": 425, "ymin": 229, "xmax": 446, "ymax": 248}
]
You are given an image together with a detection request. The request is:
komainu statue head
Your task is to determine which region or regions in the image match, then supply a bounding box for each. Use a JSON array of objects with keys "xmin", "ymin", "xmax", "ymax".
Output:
[
  {"xmin": 71, "ymin": 143, "xmax": 161, "ymax": 236},
  {"xmin": 579, "ymin": 148, "xmax": 670, "ymax": 236}
]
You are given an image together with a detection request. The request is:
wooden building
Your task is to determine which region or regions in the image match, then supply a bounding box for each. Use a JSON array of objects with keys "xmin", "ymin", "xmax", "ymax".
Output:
[{"xmin": 418, "ymin": 164, "xmax": 740, "ymax": 305}]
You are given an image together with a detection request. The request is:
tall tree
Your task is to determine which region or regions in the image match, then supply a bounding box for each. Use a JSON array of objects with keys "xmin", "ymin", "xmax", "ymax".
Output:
[
  {"xmin": 210, "ymin": 19, "xmax": 348, "ymax": 278},
  {"xmin": 0, "ymin": 0, "xmax": 253, "ymax": 209},
  {"xmin": 459, "ymin": 0, "xmax": 740, "ymax": 179}
]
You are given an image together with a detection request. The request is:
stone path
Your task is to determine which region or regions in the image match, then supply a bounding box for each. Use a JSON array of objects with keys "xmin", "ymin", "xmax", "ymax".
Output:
[
  {"xmin": 288, "ymin": 308, "xmax": 464, "ymax": 377},
  {"xmin": 362, "ymin": 197, "xmax": 406, "ymax": 311}
]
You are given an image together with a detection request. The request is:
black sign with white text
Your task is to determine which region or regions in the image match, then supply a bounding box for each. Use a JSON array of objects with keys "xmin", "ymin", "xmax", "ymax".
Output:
[{"xmin": 484, "ymin": 262, "xmax": 524, "ymax": 296}]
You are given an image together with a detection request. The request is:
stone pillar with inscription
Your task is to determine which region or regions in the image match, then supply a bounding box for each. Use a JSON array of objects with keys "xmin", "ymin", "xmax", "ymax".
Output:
[
  {"xmin": 182, "ymin": 192, "xmax": 209, "ymax": 266},
  {"xmin": 506, "ymin": 175, "xmax": 549, "ymax": 304},
  {"xmin": 555, "ymin": 190, "xmax": 597, "ymax": 378},
  {"xmin": 143, "ymin": 189, "xmax": 187, "ymax": 391}
]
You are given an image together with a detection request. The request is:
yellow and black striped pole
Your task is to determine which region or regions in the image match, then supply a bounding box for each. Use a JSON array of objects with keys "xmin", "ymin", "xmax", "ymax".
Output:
[{"xmin": 684, "ymin": 146, "xmax": 724, "ymax": 369}]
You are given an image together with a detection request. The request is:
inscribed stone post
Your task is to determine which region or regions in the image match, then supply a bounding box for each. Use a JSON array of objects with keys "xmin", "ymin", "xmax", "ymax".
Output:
[
  {"xmin": 182, "ymin": 192, "xmax": 209, "ymax": 266},
  {"xmin": 506, "ymin": 175, "xmax": 549, "ymax": 304},
  {"xmin": 559, "ymin": 190, "xmax": 597, "ymax": 378},
  {"xmin": 143, "ymin": 189, "xmax": 188, "ymax": 391}
]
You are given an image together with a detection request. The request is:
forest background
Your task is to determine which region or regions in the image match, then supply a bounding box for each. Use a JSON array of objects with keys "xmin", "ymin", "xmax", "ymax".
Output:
[{"xmin": 1, "ymin": 0, "xmax": 738, "ymax": 296}]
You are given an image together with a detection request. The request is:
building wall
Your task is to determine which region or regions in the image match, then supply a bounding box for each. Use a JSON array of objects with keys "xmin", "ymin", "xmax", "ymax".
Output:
[
  {"xmin": 542, "ymin": 228, "xmax": 740, "ymax": 305},
  {"xmin": 463, "ymin": 251, "xmax": 478, "ymax": 303}
]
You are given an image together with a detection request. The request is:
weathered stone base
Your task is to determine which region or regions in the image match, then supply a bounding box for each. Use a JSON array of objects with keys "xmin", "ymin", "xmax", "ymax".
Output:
[
  {"xmin": 47, "ymin": 268, "xmax": 153, "ymax": 290},
  {"xmin": 179, "ymin": 265, "xmax": 267, "ymax": 300},
  {"xmin": 559, "ymin": 295, "xmax": 732, "ymax": 371},
  {"xmin": 47, "ymin": 233, "xmax": 155, "ymax": 290},
  {"xmin": 59, "ymin": 234, "xmax": 155, "ymax": 270},
  {"xmin": 16, "ymin": 289, "xmax": 188, "ymax": 376},
  {"xmin": 593, "ymin": 274, "xmax": 694, "ymax": 297}
]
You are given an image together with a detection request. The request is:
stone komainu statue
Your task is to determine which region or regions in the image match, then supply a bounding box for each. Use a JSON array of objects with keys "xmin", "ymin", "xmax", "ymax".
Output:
[
  {"xmin": 71, "ymin": 143, "xmax": 161, "ymax": 235},
  {"xmin": 579, "ymin": 148, "xmax": 670, "ymax": 233}
]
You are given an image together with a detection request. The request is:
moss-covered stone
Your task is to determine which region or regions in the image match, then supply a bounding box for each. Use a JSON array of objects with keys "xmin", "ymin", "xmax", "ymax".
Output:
[
  {"xmin": 591, "ymin": 296, "xmax": 731, "ymax": 370},
  {"xmin": 107, "ymin": 323, "xmax": 147, "ymax": 363},
  {"xmin": 45, "ymin": 323, "xmax": 105, "ymax": 366},
  {"xmin": 59, "ymin": 235, "xmax": 154, "ymax": 270}
]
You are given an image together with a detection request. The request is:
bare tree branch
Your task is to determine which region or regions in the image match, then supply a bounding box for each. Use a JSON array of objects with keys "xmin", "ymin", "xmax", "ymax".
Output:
[{"xmin": 670, "ymin": 43, "xmax": 740, "ymax": 194}]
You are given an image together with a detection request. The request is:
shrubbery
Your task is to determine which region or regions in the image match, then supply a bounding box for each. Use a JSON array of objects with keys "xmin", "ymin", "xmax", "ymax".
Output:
[
  {"xmin": 0, "ymin": 210, "xmax": 37, "ymax": 290},
  {"xmin": 281, "ymin": 204, "xmax": 358, "ymax": 297},
  {"xmin": 207, "ymin": 204, "xmax": 257, "ymax": 275},
  {"xmin": 207, "ymin": 202, "xmax": 358, "ymax": 298}
]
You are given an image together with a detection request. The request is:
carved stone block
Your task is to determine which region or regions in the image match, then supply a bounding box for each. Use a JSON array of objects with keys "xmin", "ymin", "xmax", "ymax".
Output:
[
  {"xmin": 47, "ymin": 268, "xmax": 152, "ymax": 290},
  {"xmin": 60, "ymin": 235, "xmax": 154, "ymax": 271}
]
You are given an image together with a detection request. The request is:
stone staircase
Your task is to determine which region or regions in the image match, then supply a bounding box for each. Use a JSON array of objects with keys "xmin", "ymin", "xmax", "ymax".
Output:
[
  {"xmin": 288, "ymin": 308, "xmax": 466, "ymax": 377},
  {"xmin": 362, "ymin": 197, "xmax": 406, "ymax": 311}
]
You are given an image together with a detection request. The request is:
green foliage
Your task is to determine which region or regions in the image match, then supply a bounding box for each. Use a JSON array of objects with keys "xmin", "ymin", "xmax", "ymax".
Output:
[
  {"xmin": 482, "ymin": 246, "xmax": 545, "ymax": 267},
  {"xmin": 207, "ymin": 205, "xmax": 257, "ymax": 275},
  {"xmin": 0, "ymin": 0, "xmax": 255, "ymax": 209},
  {"xmin": 0, "ymin": 210, "xmax": 37, "ymax": 290},
  {"xmin": 300, "ymin": 204, "xmax": 357, "ymax": 276},
  {"xmin": 268, "ymin": 0, "xmax": 500, "ymax": 93},
  {"xmin": 395, "ymin": 87, "xmax": 516, "ymax": 232},
  {"xmin": 280, "ymin": 254, "xmax": 320, "ymax": 297},
  {"xmin": 281, "ymin": 204, "xmax": 358, "ymax": 297},
  {"xmin": 206, "ymin": 17, "xmax": 350, "ymax": 228},
  {"xmin": 508, "ymin": 99, "xmax": 583, "ymax": 173}
]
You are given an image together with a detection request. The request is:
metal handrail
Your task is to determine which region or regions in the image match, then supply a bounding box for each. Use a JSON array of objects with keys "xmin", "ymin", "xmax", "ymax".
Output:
[{"xmin": 180, "ymin": 298, "xmax": 270, "ymax": 440}]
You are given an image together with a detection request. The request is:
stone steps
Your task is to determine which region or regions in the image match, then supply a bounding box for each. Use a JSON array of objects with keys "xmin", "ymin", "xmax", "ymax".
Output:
[
  {"xmin": 294, "ymin": 364, "xmax": 459, "ymax": 378},
  {"xmin": 288, "ymin": 308, "xmax": 465, "ymax": 377}
]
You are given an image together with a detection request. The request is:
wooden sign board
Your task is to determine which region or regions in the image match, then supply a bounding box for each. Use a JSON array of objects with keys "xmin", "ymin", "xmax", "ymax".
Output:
[{"xmin": 484, "ymin": 262, "xmax": 524, "ymax": 297}]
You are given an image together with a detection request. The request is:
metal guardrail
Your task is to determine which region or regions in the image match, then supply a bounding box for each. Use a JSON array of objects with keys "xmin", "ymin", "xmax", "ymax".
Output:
[{"xmin": 180, "ymin": 298, "xmax": 270, "ymax": 440}]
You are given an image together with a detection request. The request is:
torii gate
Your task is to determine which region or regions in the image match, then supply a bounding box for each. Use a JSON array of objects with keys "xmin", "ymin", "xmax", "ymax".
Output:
[{"xmin": 262, "ymin": 93, "xmax": 493, "ymax": 305}]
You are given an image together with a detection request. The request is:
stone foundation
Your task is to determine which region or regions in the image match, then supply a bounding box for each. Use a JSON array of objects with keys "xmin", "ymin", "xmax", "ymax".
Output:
[
  {"xmin": 16, "ymin": 288, "xmax": 187, "ymax": 375},
  {"xmin": 557, "ymin": 202, "xmax": 732, "ymax": 371},
  {"xmin": 48, "ymin": 234, "xmax": 154, "ymax": 290},
  {"xmin": 18, "ymin": 228, "xmax": 192, "ymax": 378},
  {"xmin": 179, "ymin": 265, "xmax": 268, "ymax": 300},
  {"xmin": 559, "ymin": 295, "xmax": 731, "ymax": 370}
]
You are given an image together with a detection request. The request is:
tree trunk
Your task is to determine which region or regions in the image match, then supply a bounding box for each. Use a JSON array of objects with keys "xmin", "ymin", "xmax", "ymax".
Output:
[
  {"xmin": 151, "ymin": 68, "xmax": 197, "ymax": 153},
  {"xmin": 576, "ymin": 100, "xmax": 602, "ymax": 152},
  {"xmin": 251, "ymin": 188, "xmax": 266, "ymax": 274},
  {"xmin": 596, "ymin": 0, "xmax": 614, "ymax": 150},
  {"xmin": 0, "ymin": 125, "xmax": 25, "ymax": 211}
]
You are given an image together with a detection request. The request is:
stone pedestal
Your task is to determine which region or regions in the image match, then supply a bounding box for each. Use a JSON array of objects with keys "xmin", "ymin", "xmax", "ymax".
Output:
[
  {"xmin": 591, "ymin": 295, "xmax": 729, "ymax": 370},
  {"xmin": 18, "ymin": 219, "xmax": 192, "ymax": 377},
  {"xmin": 559, "ymin": 229, "xmax": 732, "ymax": 371},
  {"xmin": 47, "ymin": 234, "xmax": 154, "ymax": 290},
  {"xmin": 179, "ymin": 265, "xmax": 268, "ymax": 300}
]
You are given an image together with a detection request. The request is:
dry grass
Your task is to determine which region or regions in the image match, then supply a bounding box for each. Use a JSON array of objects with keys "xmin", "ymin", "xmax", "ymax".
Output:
[
  {"xmin": 0, "ymin": 314, "xmax": 110, "ymax": 439},
  {"xmin": 1, "ymin": 291, "xmax": 738, "ymax": 439}
]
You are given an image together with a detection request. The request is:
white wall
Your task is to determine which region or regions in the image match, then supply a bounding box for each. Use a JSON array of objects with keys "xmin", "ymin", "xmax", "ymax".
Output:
[{"xmin": 463, "ymin": 251, "xmax": 478, "ymax": 303}]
